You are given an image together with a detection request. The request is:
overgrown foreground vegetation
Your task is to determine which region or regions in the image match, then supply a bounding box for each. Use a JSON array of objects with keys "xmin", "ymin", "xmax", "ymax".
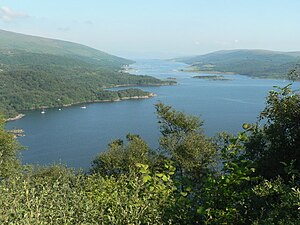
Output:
[{"xmin": 1, "ymin": 84, "xmax": 300, "ymax": 224}]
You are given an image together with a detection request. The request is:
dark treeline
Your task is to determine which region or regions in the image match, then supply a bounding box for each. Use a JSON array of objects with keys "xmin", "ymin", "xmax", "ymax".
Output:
[{"xmin": 0, "ymin": 84, "xmax": 299, "ymax": 224}]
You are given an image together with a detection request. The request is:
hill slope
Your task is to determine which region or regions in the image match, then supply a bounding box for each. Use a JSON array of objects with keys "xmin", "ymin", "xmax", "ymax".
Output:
[
  {"xmin": 176, "ymin": 49, "xmax": 300, "ymax": 79},
  {"xmin": 0, "ymin": 29, "xmax": 132, "ymax": 68},
  {"xmin": 0, "ymin": 30, "xmax": 171, "ymax": 118}
]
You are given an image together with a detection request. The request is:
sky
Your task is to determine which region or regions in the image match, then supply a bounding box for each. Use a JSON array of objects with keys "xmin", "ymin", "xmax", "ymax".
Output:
[{"xmin": 0, "ymin": 0, "xmax": 300, "ymax": 59}]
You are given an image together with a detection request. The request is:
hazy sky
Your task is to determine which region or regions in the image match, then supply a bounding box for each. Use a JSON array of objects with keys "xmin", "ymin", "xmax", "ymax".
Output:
[{"xmin": 1, "ymin": 0, "xmax": 300, "ymax": 58}]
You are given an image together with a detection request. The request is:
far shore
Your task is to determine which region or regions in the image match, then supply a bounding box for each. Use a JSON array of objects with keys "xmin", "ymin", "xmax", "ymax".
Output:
[
  {"xmin": 180, "ymin": 67, "xmax": 294, "ymax": 80},
  {"xmin": 5, "ymin": 93, "xmax": 157, "ymax": 122}
]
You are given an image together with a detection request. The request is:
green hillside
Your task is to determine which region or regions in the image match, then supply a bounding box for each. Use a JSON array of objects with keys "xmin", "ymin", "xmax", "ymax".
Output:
[
  {"xmin": 0, "ymin": 30, "xmax": 171, "ymax": 118},
  {"xmin": 0, "ymin": 29, "xmax": 132, "ymax": 68},
  {"xmin": 176, "ymin": 49, "xmax": 300, "ymax": 79}
]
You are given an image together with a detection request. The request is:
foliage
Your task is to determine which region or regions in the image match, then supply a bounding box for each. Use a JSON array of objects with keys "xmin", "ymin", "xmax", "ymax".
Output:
[
  {"xmin": 197, "ymin": 84, "xmax": 300, "ymax": 224},
  {"xmin": 0, "ymin": 118, "xmax": 22, "ymax": 179},
  {"xmin": 0, "ymin": 166, "xmax": 84, "ymax": 224},
  {"xmin": 155, "ymin": 102, "xmax": 216, "ymax": 186},
  {"xmin": 251, "ymin": 177, "xmax": 300, "ymax": 225},
  {"xmin": 199, "ymin": 131, "xmax": 258, "ymax": 224},
  {"xmin": 91, "ymin": 134, "xmax": 151, "ymax": 176},
  {"xmin": 199, "ymin": 130, "xmax": 300, "ymax": 224},
  {"xmin": 86, "ymin": 163, "xmax": 178, "ymax": 224},
  {"xmin": 0, "ymin": 163, "xmax": 179, "ymax": 224},
  {"xmin": 246, "ymin": 84, "xmax": 300, "ymax": 179}
]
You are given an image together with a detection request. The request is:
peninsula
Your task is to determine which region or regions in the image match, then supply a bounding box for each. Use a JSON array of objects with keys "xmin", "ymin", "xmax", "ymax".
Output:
[{"xmin": 0, "ymin": 30, "xmax": 174, "ymax": 118}]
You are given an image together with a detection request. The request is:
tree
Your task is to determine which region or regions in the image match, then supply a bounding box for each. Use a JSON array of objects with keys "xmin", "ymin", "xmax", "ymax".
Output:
[
  {"xmin": 199, "ymin": 131, "xmax": 258, "ymax": 224},
  {"xmin": 155, "ymin": 103, "xmax": 216, "ymax": 186},
  {"xmin": 90, "ymin": 134, "xmax": 151, "ymax": 176},
  {"xmin": 0, "ymin": 118, "xmax": 22, "ymax": 179},
  {"xmin": 246, "ymin": 84, "xmax": 300, "ymax": 179}
]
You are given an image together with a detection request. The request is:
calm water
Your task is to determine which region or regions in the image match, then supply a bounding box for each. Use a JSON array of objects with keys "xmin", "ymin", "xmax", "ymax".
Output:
[{"xmin": 6, "ymin": 59, "xmax": 300, "ymax": 169}]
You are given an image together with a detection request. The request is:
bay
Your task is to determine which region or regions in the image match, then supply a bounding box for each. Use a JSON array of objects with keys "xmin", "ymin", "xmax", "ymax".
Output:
[{"xmin": 6, "ymin": 59, "xmax": 300, "ymax": 169}]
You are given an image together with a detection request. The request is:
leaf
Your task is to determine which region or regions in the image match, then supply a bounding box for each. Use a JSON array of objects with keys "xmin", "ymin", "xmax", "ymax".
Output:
[
  {"xmin": 143, "ymin": 175, "xmax": 151, "ymax": 182},
  {"xmin": 185, "ymin": 186, "xmax": 192, "ymax": 192},
  {"xmin": 197, "ymin": 206, "xmax": 206, "ymax": 215},
  {"xmin": 162, "ymin": 175, "xmax": 169, "ymax": 182},
  {"xmin": 181, "ymin": 192, "xmax": 188, "ymax": 197}
]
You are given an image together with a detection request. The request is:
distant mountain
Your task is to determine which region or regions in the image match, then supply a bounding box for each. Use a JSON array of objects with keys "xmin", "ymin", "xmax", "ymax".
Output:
[
  {"xmin": 0, "ymin": 30, "xmax": 170, "ymax": 118},
  {"xmin": 176, "ymin": 49, "xmax": 300, "ymax": 79}
]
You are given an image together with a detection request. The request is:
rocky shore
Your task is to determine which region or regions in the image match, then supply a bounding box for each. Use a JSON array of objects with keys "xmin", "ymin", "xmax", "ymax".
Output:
[{"xmin": 5, "ymin": 114, "xmax": 25, "ymax": 122}]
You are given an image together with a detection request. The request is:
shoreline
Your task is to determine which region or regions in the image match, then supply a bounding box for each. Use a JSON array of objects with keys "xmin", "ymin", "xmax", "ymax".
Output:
[
  {"xmin": 4, "ymin": 71, "xmax": 176, "ymax": 122},
  {"xmin": 180, "ymin": 66, "xmax": 294, "ymax": 80},
  {"xmin": 60, "ymin": 92, "xmax": 157, "ymax": 107},
  {"xmin": 5, "ymin": 114, "xmax": 25, "ymax": 122},
  {"xmin": 5, "ymin": 93, "xmax": 157, "ymax": 122},
  {"xmin": 104, "ymin": 82, "xmax": 176, "ymax": 89}
]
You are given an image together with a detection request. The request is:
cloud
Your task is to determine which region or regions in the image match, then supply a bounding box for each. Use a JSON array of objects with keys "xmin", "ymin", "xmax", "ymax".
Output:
[{"xmin": 0, "ymin": 6, "xmax": 29, "ymax": 22}]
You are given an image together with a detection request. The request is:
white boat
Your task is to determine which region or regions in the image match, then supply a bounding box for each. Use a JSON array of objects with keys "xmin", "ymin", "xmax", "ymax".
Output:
[
  {"xmin": 58, "ymin": 108, "xmax": 62, "ymax": 111},
  {"xmin": 41, "ymin": 110, "xmax": 45, "ymax": 114},
  {"xmin": 80, "ymin": 106, "xmax": 87, "ymax": 109}
]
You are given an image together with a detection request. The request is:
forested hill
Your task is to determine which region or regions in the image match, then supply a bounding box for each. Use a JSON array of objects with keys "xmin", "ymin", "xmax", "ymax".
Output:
[
  {"xmin": 176, "ymin": 49, "xmax": 300, "ymax": 79},
  {"xmin": 0, "ymin": 30, "xmax": 171, "ymax": 118},
  {"xmin": 0, "ymin": 29, "xmax": 133, "ymax": 68}
]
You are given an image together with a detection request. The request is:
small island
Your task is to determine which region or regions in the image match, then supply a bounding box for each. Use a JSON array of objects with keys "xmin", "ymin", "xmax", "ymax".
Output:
[
  {"xmin": 166, "ymin": 77, "xmax": 177, "ymax": 80},
  {"xmin": 192, "ymin": 75, "xmax": 232, "ymax": 81},
  {"xmin": 180, "ymin": 66, "xmax": 235, "ymax": 75}
]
